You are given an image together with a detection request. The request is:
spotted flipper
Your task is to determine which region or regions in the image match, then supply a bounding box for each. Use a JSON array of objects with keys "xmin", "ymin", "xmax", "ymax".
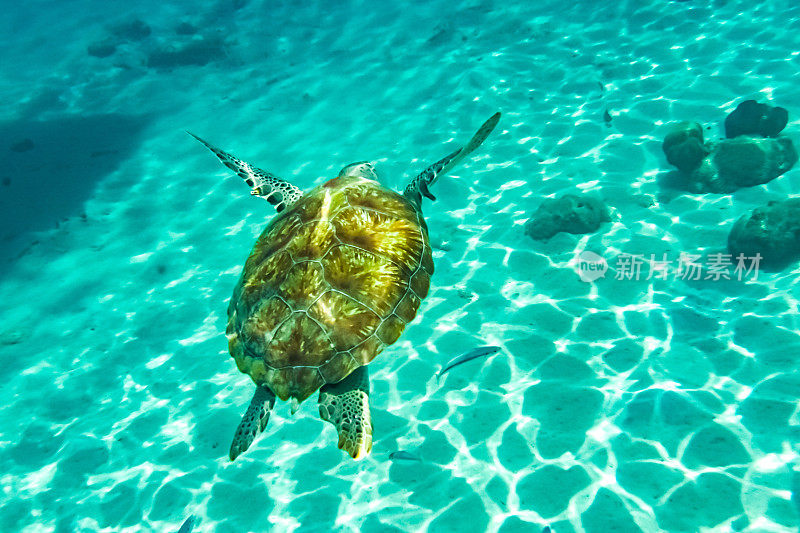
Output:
[
  {"xmin": 229, "ymin": 385, "xmax": 276, "ymax": 460},
  {"xmin": 404, "ymin": 112, "xmax": 501, "ymax": 207},
  {"xmin": 318, "ymin": 365, "xmax": 372, "ymax": 460},
  {"xmin": 188, "ymin": 132, "xmax": 302, "ymax": 213}
]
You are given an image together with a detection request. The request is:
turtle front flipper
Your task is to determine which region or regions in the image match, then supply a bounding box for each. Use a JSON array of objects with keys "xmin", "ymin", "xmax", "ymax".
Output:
[
  {"xmin": 230, "ymin": 385, "xmax": 276, "ymax": 461},
  {"xmin": 188, "ymin": 132, "xmax": 303, "ymax": 213},
  {"xmin": 403, "ymin": 112, "xmax": 501, "ymax": 207},
  {"xmin": 318, "ymin": 365, "xmax": 373, "ymax": 460}
]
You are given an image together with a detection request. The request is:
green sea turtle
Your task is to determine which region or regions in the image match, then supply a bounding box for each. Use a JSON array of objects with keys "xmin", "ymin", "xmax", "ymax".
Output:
[{"xmin": 191, "ymin": 112, "xmax": 500, "ymax": 460}]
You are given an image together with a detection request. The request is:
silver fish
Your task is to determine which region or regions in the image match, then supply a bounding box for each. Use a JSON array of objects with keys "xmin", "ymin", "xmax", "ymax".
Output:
[
  {"xmin": 389, "ymin": 450, "xmax": 422, "ymax": 462},
  {"xmin": 177, "ymin": 516, "xmax": 195, "ymax": 533},
  {"xmin": 437, "ymin": 346, "xmax": 502, "ymax": 380}
]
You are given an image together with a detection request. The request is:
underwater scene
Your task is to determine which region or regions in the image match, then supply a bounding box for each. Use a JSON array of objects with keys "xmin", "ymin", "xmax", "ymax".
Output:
[{"xmin": 2, "ymin": 0, "xmax": 800, "ymax": 531}]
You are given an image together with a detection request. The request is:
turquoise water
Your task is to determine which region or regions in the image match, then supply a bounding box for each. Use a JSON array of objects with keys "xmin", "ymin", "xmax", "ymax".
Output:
[{"xmin": 2, "ymin": 0, "xmax": 799, "ymax": 531}]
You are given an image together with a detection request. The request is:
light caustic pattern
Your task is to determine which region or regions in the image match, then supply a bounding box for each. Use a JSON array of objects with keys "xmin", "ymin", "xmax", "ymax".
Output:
[{"xmin": 1, "ymin": 0, "xmax": 800, "ymax": 532}]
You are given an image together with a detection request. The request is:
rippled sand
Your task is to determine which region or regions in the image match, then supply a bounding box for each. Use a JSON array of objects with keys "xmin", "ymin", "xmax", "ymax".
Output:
[{"xmin": 1, "ymin": 0, "xmax": 799, "ymax": 531}]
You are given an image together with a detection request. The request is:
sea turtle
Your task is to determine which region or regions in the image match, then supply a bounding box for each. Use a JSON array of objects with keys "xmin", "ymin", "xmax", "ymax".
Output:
[{"xmin": 190, "ymin": 112, "xmax": 500, "ymax": 460}]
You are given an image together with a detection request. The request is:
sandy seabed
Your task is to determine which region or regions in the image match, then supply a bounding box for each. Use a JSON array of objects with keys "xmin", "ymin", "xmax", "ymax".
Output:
[{"xmin": 1, "ymin": 0, "xmax": 799, "ymax": 531}]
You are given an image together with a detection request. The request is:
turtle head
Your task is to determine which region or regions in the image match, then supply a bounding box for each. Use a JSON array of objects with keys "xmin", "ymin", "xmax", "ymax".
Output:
[{"xmin": 338, "ymin": 161, "xmax": 378, "ymax": 181}]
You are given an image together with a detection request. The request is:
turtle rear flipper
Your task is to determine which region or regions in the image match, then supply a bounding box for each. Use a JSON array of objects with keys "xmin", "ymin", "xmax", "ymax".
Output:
[
  {"xmin": 318, "ymin": 365, "xmax": 373, "ymax": 460},
  {"xmin": 230, "ymin": 385, "xmax": 276, "ymax": 461},
  {"xmin": 403, "ymin": 112, "xmax": 501, "ymax": 207},
  {"xmin": 188, "ymin": 132, "xmax": 303, "ymax": 212}
]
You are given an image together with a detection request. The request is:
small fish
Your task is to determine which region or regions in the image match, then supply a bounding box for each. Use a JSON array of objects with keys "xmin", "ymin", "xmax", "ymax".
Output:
[
  {"xmin": 389, "ymin": 450, "xmax": 422, "ymax": 462},
  {"xmin": 177, "ymin": 515, "xmax": 195, "ymax": 533},
  {"xmin": 437, "ymin": 346, "xmax": 502, "ymax": 380},
  {"xmin": 542, "ymin": 526, "xmax": 552, "ymax": 533},
  {"xmin": 603, "ymin": 109, "xmax": 612, "ymax": 126}
]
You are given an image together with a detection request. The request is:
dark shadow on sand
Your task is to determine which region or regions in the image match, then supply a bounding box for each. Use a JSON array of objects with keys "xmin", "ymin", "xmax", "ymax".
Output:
[
  {"xmin": 0, "ymin": 113, "xmax": 150, "ymax": 270},
  {"xmin": 655, "ymin": 168, "xmax": 692, "ymax": 204}
]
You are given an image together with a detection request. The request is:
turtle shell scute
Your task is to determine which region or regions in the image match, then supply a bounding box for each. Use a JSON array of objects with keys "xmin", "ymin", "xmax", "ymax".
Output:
[{"xmin": 227, "ymin": 176, "xmax": 433, "ymax": 399}]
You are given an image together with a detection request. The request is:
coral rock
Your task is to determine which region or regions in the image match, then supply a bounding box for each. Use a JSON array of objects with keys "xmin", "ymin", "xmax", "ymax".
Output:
[
  {"xmin": 525, "ymin": 195, "xmax": 611, "ymax": 240},
  {"xmin": 728, "ymin": 198, "xmax": 800, "ymax": 269},
  {"xmin": 724, "ymin": 100, "xmax": 788, "ymax": 139},
  {"xmin": 686, "ymin": 136, "xmax": 798, "ymax": 193},
  {"xmin": 662, "ymin": 121, "xmax": 709, "ymax": 173}
]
